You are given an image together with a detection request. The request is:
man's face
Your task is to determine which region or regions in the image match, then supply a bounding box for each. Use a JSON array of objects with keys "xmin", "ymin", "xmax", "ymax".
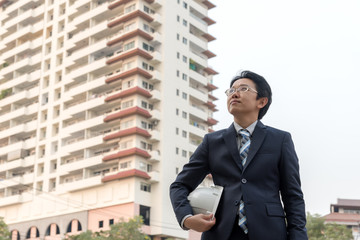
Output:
[{"xmin": 227, "ymin": 78, "xmax": 265, "ymax": 118}]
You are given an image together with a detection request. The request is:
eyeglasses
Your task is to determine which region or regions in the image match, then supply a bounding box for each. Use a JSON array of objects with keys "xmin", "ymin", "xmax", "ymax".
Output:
[{"xmin": 225, "ymin": 85, "xmax": 258, "ymax": 96}]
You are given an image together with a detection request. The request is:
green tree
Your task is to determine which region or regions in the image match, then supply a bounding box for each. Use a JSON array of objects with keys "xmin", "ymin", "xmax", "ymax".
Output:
[
  {"xmin": 323, "ymin": 223, "xmax": 353, "ymax": 240},
  {"xmin": 66, "ymin": 216, "xmax": 149, "ymax": 240},
  {"xmin": 0, "ymin": 217, "xmax": 11, "ymax": 240},
  {"xmin": 307, "ymin": 212, "xmax": 326, "ymax": 240},
  {"xmin": 306, "ymin": 212, "xmax": 353, "ymax": 240}
]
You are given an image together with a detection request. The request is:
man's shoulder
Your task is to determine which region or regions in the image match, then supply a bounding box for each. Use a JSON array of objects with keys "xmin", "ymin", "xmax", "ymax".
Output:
[{"xmin": 262, "ymin": 124, "xmax": 291, "ymax": 136}]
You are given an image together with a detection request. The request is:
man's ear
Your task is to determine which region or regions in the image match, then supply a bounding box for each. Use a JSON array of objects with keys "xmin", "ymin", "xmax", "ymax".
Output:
[{"xmin": 257, "ymin": 97, "xmax": 268, "ymax": 109}]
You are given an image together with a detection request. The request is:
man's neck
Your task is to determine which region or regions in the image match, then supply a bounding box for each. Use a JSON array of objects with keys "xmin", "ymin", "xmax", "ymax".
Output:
[{"xmin": 234, "ymin": 116, "xmax": 258, "ymax": 129}]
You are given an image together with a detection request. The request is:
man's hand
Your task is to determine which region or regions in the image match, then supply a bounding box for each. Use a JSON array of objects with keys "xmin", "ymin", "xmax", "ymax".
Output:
[{"xmin": 184, "ymin": 214, "xmax": 216, "ymax": 232}]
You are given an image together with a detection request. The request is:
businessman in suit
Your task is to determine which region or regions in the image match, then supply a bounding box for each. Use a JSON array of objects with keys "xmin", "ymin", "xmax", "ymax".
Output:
[{"xmin": 170, "ymin": 70, "xmax": 307, "ymax": 240}]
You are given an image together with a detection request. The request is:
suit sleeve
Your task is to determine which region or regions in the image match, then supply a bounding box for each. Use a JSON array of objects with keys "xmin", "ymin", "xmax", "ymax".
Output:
[
  {"xmin": 279, "ymin": 132, "xmax": 308, "ymax": 240},
  {"xmin": 169, "ymin": 134, "xmax": 211, "ymax": 226}
]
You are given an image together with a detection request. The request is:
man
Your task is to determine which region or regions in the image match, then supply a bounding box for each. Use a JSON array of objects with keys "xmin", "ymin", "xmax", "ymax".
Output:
[{"xmin": 170, "ymin": 70, "xmax": 307, "ymax": 240}]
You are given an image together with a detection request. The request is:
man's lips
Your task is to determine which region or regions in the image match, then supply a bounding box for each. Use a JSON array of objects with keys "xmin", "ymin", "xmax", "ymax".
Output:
[{"xmin": 230, "ymin": 99, "xmax": 241, "ymax": 105}]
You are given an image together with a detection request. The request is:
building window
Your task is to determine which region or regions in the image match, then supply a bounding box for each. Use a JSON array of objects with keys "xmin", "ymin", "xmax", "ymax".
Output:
[
  {"xmin": 182, "ymin": 130, "xmax": 187, "ymax": 138},
  {"xmin": 176, "ymin": 127, "xmax": 179, "ymax": 135},
  {"xmin": 177, "ymin": 33, "xmax": 180, "ymax": 40},
  {"xmin": 177, "ymin": 52, "xmax": 180, "ymax": 59},
  {"xmin": 176, "ymin": 147, "xmax": 179, "ymax": 155},
  {"xmin": 120, "ymin": 161, "xmax": 131, "ymax": 169},
  {"xmin": 182, "ymin": 92, "xmax": 187, "ymax": 100},
  {"xmin": 182, "ymin": 73, "xmax": 187, "ymax": 81},
  {"xmin": 176, "ymin": 167, "xmax": 179, "ymax": 174},
  {"xmin": 176, "ymin": 70, "xmax": 180, "ymax": 77},
  {"xmin": 125, "ymin": 4, "xmax": 135, "ymax": 13},
  {"xmin": 124, "ymin": 41, "xmax": 135, "ymax": 51},
  {"xmin": 121, "ymin": 100, "xmax": 133, "ymax": 109},
  {"xmin": 99, "ymin": 221, "xmax": 104, "ymax": 228},
  {"xmin": 176, "ymin": 108, "xmax": 179, "ymax": 115},
  {"xmin": 176, "ymin": 89, "xmax": 180, "ymax": 96},
  {"xmin": 109, "ymin": 219, "xmax": 114, "ymax": 225},
  {"xmin": 143, "ymin": 42, "xmax": 154, "ymax": 52},
  {"xmin": 182, "ymin": 150, "xmax": 187, "ymax": 157},
  {"xmin": 183, "ymin": 19, "xmax": 187, "ymax": 26},
  {"xmin": 183, "ymin": 1, "xmax": 188, "ymax": 9},
  {"xmin": 177, "ymin": 15, "xmax": 180, "ymax": 22},
  {"xmin": 141, "ymin": 101, "xmax": 148, "ymax": 109},
  {"xmin": 183, "ymin": 55, "xmax": 187, "ymax": 63},
  {"xmin": 140, "ymin": 183, "xmax": 151, "ymax": 192},
  {"xmin": 182, "ymin": 37, "xmax": 187, "ymax": 45},
  {"xmin": 140, "ymin": 205, "xmax": 151, "ymax": 226},
  {"xmin": 182, "ymin": 111, "xmax": 187, "ymax": 119}
]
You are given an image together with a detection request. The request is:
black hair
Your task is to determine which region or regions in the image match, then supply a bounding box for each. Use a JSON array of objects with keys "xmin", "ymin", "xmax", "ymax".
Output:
[{"xmin": 230, "ymin": 70, "xmax": 272, "ymax": 119}]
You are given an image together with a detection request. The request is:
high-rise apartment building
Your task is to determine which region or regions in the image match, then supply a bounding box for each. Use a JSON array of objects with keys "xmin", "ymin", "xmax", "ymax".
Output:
[{"xmin": 0, "ymin": 0, "xmax": 217, "ymax": 239}]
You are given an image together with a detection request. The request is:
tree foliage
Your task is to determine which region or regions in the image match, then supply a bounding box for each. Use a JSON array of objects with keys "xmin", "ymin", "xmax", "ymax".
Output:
[
  {"xmin": 306, "ymin": 212, "xmax": 353, "ymax": 240},
  {"xmin": 67, "ymin": 216, "xmax": 150, "ymax": 240},
  {"xmin": 0, "ymin": 217, "xmax": 11, "ymax": 240}
]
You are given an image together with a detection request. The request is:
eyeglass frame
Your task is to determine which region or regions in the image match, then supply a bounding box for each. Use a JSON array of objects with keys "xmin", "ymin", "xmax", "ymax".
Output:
[{"xmin": 225, "ymin": 84, "xmax": 258, "ymax": 96}]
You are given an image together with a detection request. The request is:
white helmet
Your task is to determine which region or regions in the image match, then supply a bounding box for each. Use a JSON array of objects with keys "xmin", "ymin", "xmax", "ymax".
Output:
[{"xmin": 187, "ymin": 185, "xmax": 223, "ymax": 215}]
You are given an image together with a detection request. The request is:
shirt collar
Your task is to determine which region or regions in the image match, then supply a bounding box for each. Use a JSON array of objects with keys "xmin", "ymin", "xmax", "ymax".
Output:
[{"xmin": 233, "ymin": 120, "xmax": 258, "ymax": 136}]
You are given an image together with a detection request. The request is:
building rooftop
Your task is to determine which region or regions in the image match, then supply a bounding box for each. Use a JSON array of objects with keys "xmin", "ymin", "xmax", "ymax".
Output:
[
  {"xmin": 332, "ymin": 198, "xmax": 360, "ymax": 207},
  {"xmin": 324, "ymin": 212, "xmax": 360, "ymax": 225}
]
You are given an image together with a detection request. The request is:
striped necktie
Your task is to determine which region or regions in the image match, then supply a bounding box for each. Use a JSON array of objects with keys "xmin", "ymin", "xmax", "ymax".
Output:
[{"xmin": 238, "ymin": 129, "xmax": 250, "ymax": 234}]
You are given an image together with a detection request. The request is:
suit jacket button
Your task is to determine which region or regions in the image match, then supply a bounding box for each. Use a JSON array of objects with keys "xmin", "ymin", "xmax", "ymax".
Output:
[
  {"xmin": 241, "ymin": 178, "xmax": 247, "ymax": 184},
  {"xmin": 235, "ymin": 200, "xmax": 239, "ymax": 206}
]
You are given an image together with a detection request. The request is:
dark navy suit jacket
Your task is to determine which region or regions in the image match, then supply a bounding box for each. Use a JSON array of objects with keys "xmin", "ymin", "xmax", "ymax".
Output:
[{"xmin": 170, "ymin": 121, "xmax": 308, "ymax": 240}]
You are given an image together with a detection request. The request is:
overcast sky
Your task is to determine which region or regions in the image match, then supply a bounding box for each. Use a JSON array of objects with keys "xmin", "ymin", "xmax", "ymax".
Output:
[{"xmin": 209, "ymin": 0, "xmax": 360, "ymax": 215}]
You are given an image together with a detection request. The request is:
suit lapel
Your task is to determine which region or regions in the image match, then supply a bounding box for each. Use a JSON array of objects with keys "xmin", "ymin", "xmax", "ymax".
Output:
[
  {"xmin": 222, "ymin": 124, "xmax": 244, "ymax": 172},
  {"xmin": 243, "ymin": 121, "xmax": 267, "ymax": 171}
]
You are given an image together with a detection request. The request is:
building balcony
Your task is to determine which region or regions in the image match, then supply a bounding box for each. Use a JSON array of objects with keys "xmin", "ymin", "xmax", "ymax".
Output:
[
  {"xmin": 144, "ymin": 0, "xmax": 162, "ymax": 9},
  {"xmin": 0, "ymin": 192, "xmax": 32, "ymax": 207},
  {"xmin": 149, "ymin": 109, "xmax": 161, "ymax": 121},
  {"xmin": 2, "ymin": 20, "xmax": 44, "ymax": 46},
  {"xmin": 148, "ymin": 171, "xmax": 160, "ymax": 183},
  {"xmin": 108, "ymin": 0, "xmax": 133, "ymax": 10},
  {"xmin": 108, "ymin": 10, "xmax": 153, "ymax": 28},
  {"xmin": 203, "ymin": 66, "xmax": 218, "ymax": 75},
  {"xmin": 58, "ymin": 156, "xmax": 103, "ymax": 176},
  {"xmin": 102, "ymin": 169, "xmax": 150, "ymax": 182},
  {"xmin": 62, "ymin": 135, "xmax": 104, "ymax": 155},
  {"xmin": 202, "ymin": 16, "xmax": 216, "ymax": 26},
  {"xmin": 68, "ymin": 38, "xmax": 107, "ymax": 64},
  {"xmin": 103, "ymin": 106, "xmax": 151, "ymax": 123},
  {"xmin": 69, "ymin": 57, "xmax": 107, "ymax": 79},
  {"xmin": 0, "ymin": 87, "xmax": 39, "ymax": 108},
  {"xmin": 189, "ymin": 105, "xmax": 207, "ymax": 121},
  {"xmin": 105, "ymin": 67, "xmax": 152, "ymax": 84},
  {"xmin": 189, "ymin": 51, "xmax": 207, "ymax": 70},
  {"xmin": 150, "ymin": 32, "xmax": 161, "ymax": 45},
  {"xmin": 106, "ymin": 48, "xmax": 153, "ymax": 65},
  {"xmin": 0, "ymin": 103, "xmax": 37, "ymax": 122},
  {"xmin": 0, "ymin": 173, "xmax": 34, "ymax": 189},
  {"xmin": 64, "ymin": 96, "xmax": 105, "ymax": 117},
  {"xmin": 189, "ymin": 69, "xmax": 207, "ymax": 86},
  {"xmin": 62, "ymin": 115, "xmax": 104, "ymax": 137},
  {"xmin": 0, "ymin": 156, "xmax": 35, "ymax": 173},
  {"xmin": 1, "ymin": 38, "xmax": 42, "ymax": 60},
  {"xmin": 3, "ymin": 6, "xmax": 44, "ymax": 30},
  {"xmin": 189, "ymin": 121, "xmax": 207, "ymax": 138},
  {"xmin": 207, "ymin": 117, "xmax": 218, "ymax": 126},
  {"xmin": 107, "ymin": 29, "xmax": 153, "ymax": 47},
  {"xmin": 203, "ymin": 0, "xmax": 216, "ymax": 9},
  {"xmin": 149, "ymin": 70, "xmax": 161, "ymax": 82},
  {"xmin": 189, "ymin": 86, "xmax": 207, "ymax": 103},
  {"xmin": 149, "ymin": 89, "xmax": 161, "ymax": 102},
  {"xmin": 66, "ymin": 76, "xmax": 106, "ymax": 100},
  {"xmin": 0, "ymin": 141, "xmax": 24, "ymax": 157},
  {"xmin": 202, "ymin": 50, "xmax": 216, "ymax": 59},
  {"xmin": 105, "ymin": 86, "xmax": 151, "ymax": 102},
  {"xmin": 57, "ymin": 175, "xmax": 103, "ymax": 193},
  {"xmin": 0, "ymin": 120, "xmax": 37, "ymax": 140},
  {"xmin": 202, "ymin": 33, "xmax": 216, "ymax": 42},
  {"xmin": 102, "ymin": 147, "xmax": 151, "ymax": 162},
  {"xmin": 149, "ymin": 150, "xmax": 160, "ymax": 162},
  {"xmin": 149, "ymin": 50, "xmax": 161, "ymax": 64},
  {"xmin": 70, "ymin": 3, "xmax": 108, "ymax": 27},
  {"xmin": 204, "ymin": 100, "xmax": 216, "ymax": 110},
  {"xmin": 148, "ymin": 129, "xmax": 160, "ymax": 142},
  {"xmin": 103, "ymin": 127, "xmax": 151, "ymax": 141}
]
